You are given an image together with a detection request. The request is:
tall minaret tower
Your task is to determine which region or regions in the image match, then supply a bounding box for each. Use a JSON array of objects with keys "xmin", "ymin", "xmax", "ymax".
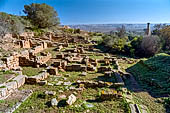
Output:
[{"xmin": 146, "ymin": 23, "xmax": 151, "ymax": 36}]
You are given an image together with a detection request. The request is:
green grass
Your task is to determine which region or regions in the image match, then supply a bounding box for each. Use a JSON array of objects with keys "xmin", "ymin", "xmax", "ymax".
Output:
[
  {"xmin": 91, "ymin": 36, "xmax": 103, "ymax": 43},
  {"xmin": 42, "ymin": 47, "xmax": 57, "ymax": 58},
  {"xmin": 127, "ymin": 53, "xmax": 170, "ymax": 96},
  {"xmin": 0, "ymin": 98, "xmax": 19, "ymax": 111},
  {"xmin": 15, "ymin": 66, "xmax": 127, "ymax": 113},
  {"xmin": 15, "ymin": 87, "xmax": 129, "ymax": 113},
  {"xmin": 0, "ymin": 70, "xmax": 16, "ymax": 83},
  {"xmin": 88, "ymin": 55, "xmax": 104, "ymax": 59},
  {"xmin": 22, "ymin": 67, "xmax": 44, "ymax": 76}
]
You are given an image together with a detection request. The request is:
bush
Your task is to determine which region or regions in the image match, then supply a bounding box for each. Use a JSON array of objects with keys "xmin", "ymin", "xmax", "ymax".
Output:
[
  {"xmin": 0, "ymin": 12, "xmax": 24, "ymax": 36},
  {"xmin": 74, "ymin": 29, "xmax": 81, "ymax": 34},
  {"xmin": 141, "ymin": 35, "xmax": 161, "ymax": 57},
  {"xmin": 112, "ymin": 38, "xmax": 127, "ymax": 52},
  {"xmin": 102, "ymin": 35, "xmax": 114, "ymax": 47}
]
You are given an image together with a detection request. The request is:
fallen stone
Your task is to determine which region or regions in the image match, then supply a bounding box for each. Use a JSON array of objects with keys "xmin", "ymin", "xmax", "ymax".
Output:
[
  {"xmin": 13, "ymin": 75, "xmax": 26, "ymax": 88},
  {"xmin": 45, "ymin": 91, "xmax": 56, "ymax": 96},
  {"xmin": 63, "ymin": 82, "xmax": 72, "ymax": 86},
  {"xmin": 51, "ymin": 98, "xmax": 58, "ymax": 107},
  {"xmin": 66, "ymin": 94, "xmax": 77, "ymax": 105},
  {"xmin": 58, "ymin": 90, "xmax": 63, "ymax": 93},
  {"xmin": 79, "ymin": 72, "xmax": 87, "ymax": 76},
  {"xmin": 100, "ymin": 89, "xmax": 118, "ymax": 100},
  {"xmin": 104, "ymin": 71, "xmax": 112, "ymax": 77},
  {"xmin": 47, "ymin": 83, "xmax": 54, "ymax": 86},
  {"xmin": 69, "ymin": 86, "xmax": 76, "ymax": 90},
  {"xmin": 59, "ymin": 95, "xmax": 67, "ymax": 99},
  {"xmin": 63, "ymin": 77, "xmax": 67, "ymax": 80},
  {"xmin": 55, "ymin": 81, "xmax": 63, "ymax": 86}
]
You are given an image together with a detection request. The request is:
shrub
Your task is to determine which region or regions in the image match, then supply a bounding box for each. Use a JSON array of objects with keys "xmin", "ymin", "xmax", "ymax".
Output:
[
  {"xmin": 141, "ymin": 35, "xmax": 161, "ymax": 56},
  {"xmin": 102, "ymin": 35, "xmax": 114, "ymax": 47}
]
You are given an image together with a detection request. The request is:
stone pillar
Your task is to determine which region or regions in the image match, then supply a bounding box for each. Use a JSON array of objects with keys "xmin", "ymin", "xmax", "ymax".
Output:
[{"xmin": 146, "ymin": 23, "xmax": 151, "ymax": 36}]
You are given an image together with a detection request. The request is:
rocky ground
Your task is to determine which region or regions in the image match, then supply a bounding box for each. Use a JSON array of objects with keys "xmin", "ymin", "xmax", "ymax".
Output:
[{"xmin": 0, "ymin": 31, "xmax": 168, "ymax": 113}]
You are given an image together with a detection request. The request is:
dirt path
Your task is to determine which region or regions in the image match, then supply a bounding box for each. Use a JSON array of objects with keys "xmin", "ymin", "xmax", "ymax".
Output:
[
  {"xmin": 125, "ymin": 74, "xmax": 166, "ymax": 113},
  {"xmin": 126, "ymin": 74, "xmax": 142, "ymax": 92}
]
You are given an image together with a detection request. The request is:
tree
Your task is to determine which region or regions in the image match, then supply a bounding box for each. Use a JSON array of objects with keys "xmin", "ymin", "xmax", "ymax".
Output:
[
  {"xmin": 152, "ymin": 24, "xmax": 166, "ymax": 36},
  {"xmin": 159, "ymin": 25, "xmax": 170, "ymax": 50},
  {"xmin": 116, "ymin": 25, "xmax": 126, "ymax": 38},
  {"xmin": 0, "ymin": 12, "xmax": 24, "ymax": 37},
  {"xmin": 0, "ymin": 12, "xmax": 10, "ymax": 37},
  {"xmin": 23, "ymin": 3, "xmax": 60, "ymax": 28},
  {"xmin": 141, "ymin": 35, "xmax": 161, "ymax": 56}
]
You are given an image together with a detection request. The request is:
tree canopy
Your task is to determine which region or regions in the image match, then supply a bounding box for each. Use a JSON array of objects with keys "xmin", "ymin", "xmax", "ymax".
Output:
[
  {"xmin": 0, "ymin": 12, "xmax": 24, "ymax": 37},
  {"xmin": 23, "ymin": 3, "xmax": 60, "ymax": 28}
]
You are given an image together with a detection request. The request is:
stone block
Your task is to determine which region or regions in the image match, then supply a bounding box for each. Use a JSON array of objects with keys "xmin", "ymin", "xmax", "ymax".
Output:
[
  {"xmin": 104, "ymin": 71, "xmax": 112, "ymax": 77},
  {"xmin": 0, "ymin": 88, "xmax": 8, "ymax": 99},
  {"xmin": 51, "ymin": 98, "xmax": 58, "ymax": 106},
  {"xmin": 66, "ymin": 94, "xmax": 77, "ymax": 105},
  {"xmin": 13, "ymin": 75, "xmax": 26, "ymax": 88},
  {"xmin": 48, "ymin": 67, "xmax": 58, "ymax": 75},
  {"xmin": 5, "ymin": 81, "xmax": 18, "ymax": 91},
  {"xmin": 26, "ymin": 72, "xmax": 48, "ymax": 84}
]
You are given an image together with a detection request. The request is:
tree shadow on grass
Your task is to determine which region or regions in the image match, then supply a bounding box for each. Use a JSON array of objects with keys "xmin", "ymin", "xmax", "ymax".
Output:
[{"xmin": 126, "ymin": 54, "xmax": 170, "ymax": 113}]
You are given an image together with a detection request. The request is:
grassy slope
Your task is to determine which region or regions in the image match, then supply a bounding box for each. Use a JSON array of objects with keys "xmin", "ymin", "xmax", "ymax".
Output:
[{"xmin": 127, "ymin": 53, "xmax": 170, "ymax": 96}]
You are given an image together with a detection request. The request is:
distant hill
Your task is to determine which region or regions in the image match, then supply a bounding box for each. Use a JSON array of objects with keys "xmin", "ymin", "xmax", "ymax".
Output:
[{"xmin": 67, "ymin": 24, "xmax": 158, "ymax": 33}]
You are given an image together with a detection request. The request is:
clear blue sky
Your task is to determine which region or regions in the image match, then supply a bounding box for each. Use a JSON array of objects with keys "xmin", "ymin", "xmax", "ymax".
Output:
[{"xmin": 0, "ymin": 0, "xmax": 170, "ymax": 25}]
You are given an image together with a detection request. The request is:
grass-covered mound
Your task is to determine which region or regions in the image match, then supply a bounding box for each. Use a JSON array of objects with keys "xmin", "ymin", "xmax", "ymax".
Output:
[{"xmin": 127, "ymin": 53, "xmax": 170, "ymax": 97}]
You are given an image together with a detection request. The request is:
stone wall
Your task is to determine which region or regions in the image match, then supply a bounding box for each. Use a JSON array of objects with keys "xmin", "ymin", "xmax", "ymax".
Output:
[
  {"xmin": 19, "ymin": 40, "xmax": 31, "ymax": 48},
  {"xmin": 36, "ymin": 53, "xmax": 52, "ymax": 65},
  {"xmin": 31, "ymin": 42, "xmax": 47, "ymax": 55},
  {"xmin": 25, "ymin": 72, "xmax": 49, "ymax": 84},
  {"xmin": 19, "ymin": 32, "xmax": 34, "ymax": 39},
  {"xmin": 66, "ymin": 64, "xmax": 86, "ymax": 71},
  {"xmin": 2, "ymin": 52, "xmax": 20, "ymax": 70},
  {"xmin": 0, "ymin": 75, "xmax": 26, "ymax": 100}
]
